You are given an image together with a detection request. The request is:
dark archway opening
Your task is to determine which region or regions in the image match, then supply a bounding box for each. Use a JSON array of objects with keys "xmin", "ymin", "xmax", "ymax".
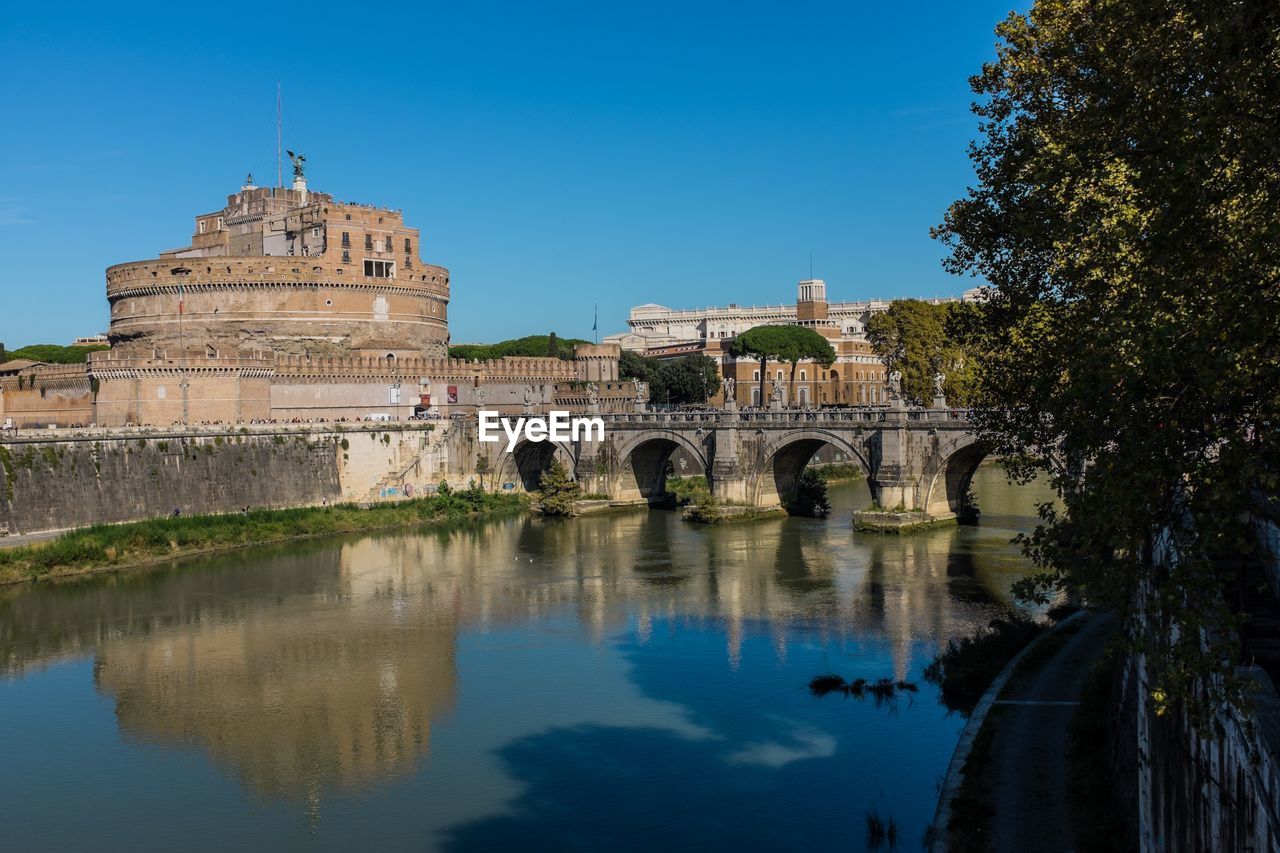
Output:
[
  {"xmin": 617, "ymin": 438, "xmax": 706, "ymax": 506},
  {"xmin": 766, "ymin": 438, "xmax": 869, "ymax": 516},
  {"xmin": 511, "ymin": 442, "xmax": 565, "ymax": 492},
  {"xmin": 928, "ymin": 443, "xmax": 990, "ymax": 522}
]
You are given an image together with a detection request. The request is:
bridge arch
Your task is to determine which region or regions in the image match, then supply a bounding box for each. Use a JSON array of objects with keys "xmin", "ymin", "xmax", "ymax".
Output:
[
  {"xmin": 752, "ymin": 429, "xmax": 872, "ymax": 512},
  {"xmin": 920, "ymin": 433, "xmax": 989, "ymax": 518},
  {"xmin": 609, "ymin": 430, "xmax": 710, "ymax": 505},
  {"xmin": 494, "ymin": 439, "xmax": 577, "ymax": 492}
]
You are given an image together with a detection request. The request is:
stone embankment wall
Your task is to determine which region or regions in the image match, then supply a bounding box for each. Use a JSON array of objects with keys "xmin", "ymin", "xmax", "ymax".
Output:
[
  {"xmin": 0, "ymin": 423, "xmax": 468, "ymax": 536},
  {"xmin": 1115, "ymin": 651, "xmax": 1280, "ymax": 851}
]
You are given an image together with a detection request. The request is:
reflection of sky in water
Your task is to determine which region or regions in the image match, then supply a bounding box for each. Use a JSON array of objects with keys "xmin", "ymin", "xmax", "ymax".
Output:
[{"xmin": 0, "ymin": 469, "xmax": 1046, "ymax": 851}]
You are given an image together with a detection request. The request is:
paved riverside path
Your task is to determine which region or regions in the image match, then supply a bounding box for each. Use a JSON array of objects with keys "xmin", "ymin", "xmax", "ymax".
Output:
[
  {"xmin": 984, "ymin": 612, "xmax": 1115, "ymax": 852},
  {"xmin": 0, "ymin": 529, "xmax": 65, "ymax": 549}
]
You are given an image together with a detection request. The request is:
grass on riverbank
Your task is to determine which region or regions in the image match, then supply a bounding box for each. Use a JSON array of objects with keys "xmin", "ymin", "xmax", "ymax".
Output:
[
  {"xmin": 666, "ymin": 475, "xmax": 710, "ymax": 502},
  {"xmin": 0, "ymin": 487, "xmax": 528, "ymax": 585},
  {"xmin": 808, "ymin": 462, "xmax": 863, "ymax": 482}
]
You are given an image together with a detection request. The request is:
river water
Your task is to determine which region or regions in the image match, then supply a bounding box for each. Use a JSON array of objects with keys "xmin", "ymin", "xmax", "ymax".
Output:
[{"xmin": 0, "ymin": 466, "xmax": 1052, "ymax": 851}]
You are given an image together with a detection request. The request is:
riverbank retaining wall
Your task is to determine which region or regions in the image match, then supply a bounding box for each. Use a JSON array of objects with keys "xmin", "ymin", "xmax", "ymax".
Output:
[
  {"xmin": 1114, "ymin": 640, "xmax": 1280, "ymax": 850},
  {"xmin": 0, "ymin": 423, "xmax": 472, "ymax": 536}
]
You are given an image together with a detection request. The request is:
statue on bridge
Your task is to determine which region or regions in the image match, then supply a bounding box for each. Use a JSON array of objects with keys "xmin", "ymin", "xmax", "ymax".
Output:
[
  {"xmin": 721, "ymin": 376, "xmax": 735, "ymax": 409},
  {"xmin": 770, "ymin": 375, "xmax": 785, "ymax": 408},
  {"xmin": 886, "ymin": 370, "xmax": 904, "ymax": 405}
]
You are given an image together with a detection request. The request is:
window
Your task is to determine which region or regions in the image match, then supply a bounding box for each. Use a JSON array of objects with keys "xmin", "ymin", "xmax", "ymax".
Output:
[
  {"xmin": 341, "ymin": 232, "xmax": 350, "ymax": 247},
  {"xmin": 363, "ymin": 259, "xmax": 395, "ymax": 278},
  {"xmin": 365, "ymin": 233, "xmax": 373, "ymax": 250},
  {"xmin": 404, "ymin": 237, "xmax": 412, "ymax": 253},
  {"xmin": 799, "ymin": 370, "xmax": 807, "ymax": 381},
  {"xmin": 217, "ymin": 217, "xmax": 224, "ymax": 230},
  {"xmin": 753, "ymin": 370, "xmax": 760, "ymax": 381},
  {"xmin": 198, "ymin": 220, "xmax": 207, "ymax": 234},
  {"xmin": 342, "ymin": 250, "xmax": 351, "ymax": 264},
  {"xmin": 345, "ymin": 213, "xmax": 352, "ymax": 220}
]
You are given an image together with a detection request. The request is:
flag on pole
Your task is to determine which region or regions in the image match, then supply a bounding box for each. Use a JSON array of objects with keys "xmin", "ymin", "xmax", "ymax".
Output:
[{"xmin": 593, "ymin": 304, "xmax": 598, "ymax": 344}]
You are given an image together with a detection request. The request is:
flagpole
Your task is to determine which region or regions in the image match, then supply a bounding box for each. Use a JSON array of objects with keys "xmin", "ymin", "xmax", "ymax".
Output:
[{"xmin": 593, "ymin": 304, "xmax": 598, "ymax": 345}]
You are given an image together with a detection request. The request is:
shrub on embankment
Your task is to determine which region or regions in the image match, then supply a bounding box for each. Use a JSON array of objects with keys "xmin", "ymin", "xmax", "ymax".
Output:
[
  {"xmin": 0, "ymin": 488, "xmax": 527, "ymax": 584},
  {"xmin": 924, "ymin": 615, "xmax": 1045, "ymax": 714}
]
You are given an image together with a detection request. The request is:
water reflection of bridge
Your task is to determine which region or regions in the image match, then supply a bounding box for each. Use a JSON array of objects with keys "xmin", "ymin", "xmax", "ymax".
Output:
[{"xmin": 0, "ymin": 503, "xmax": 1025, "ymax": 801}]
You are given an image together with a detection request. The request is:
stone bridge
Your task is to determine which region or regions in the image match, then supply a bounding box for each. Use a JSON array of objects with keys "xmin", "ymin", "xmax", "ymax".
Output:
[{"xmin": 487, "ymin": 408, "xmax": 984, "ymax": 517}]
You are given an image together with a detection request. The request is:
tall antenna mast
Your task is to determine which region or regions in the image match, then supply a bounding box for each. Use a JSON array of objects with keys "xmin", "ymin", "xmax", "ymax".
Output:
[{"xmin": 276, "ymin": 83, "xmax": 283, "ymax": 188}]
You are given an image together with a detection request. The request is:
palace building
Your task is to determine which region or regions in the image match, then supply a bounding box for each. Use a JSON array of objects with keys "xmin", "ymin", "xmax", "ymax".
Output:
[
  {"xmin": 607, "ymin": 281, "xmax": 978, "ymax": 408},
  {"xmin": 0, "ymin": 165, "xmax": 629, "ymax": 427}
]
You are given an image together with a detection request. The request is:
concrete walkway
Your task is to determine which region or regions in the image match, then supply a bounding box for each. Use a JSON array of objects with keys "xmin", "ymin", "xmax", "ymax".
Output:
[
  {"xmin": 0, "ymin": 529, "xmax": 65, "ymax": 549},
  {"xmin": 984, "ymin": 612, "xmax": 1114, "ymax": 852}
]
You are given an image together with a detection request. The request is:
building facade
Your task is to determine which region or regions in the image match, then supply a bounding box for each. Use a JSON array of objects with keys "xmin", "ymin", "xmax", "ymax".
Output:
[{"xmin": 605, "ymin": 279, "xmax": 954, "ymax": 408}]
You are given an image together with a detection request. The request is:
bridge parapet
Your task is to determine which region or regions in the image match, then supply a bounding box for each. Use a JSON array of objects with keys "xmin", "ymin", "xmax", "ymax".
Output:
[{"xmin": 599, "ymin": 408, "xmax": 972, "ymax": 429}]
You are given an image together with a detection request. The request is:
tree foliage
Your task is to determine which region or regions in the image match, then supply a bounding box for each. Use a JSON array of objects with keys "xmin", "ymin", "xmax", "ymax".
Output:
[
  {"xmin": 934, "ymin": 0, "xmax": 1280, "ymax": 720},
  {"xmin": 728, "ymin": 325, "xmax": 836, "ymax": 405},
  {"xmin": 449, "ymin": 334, "xmax": 589, "ymax": 361},
  {"xmin": 792, "ymin": 469, "xmax": 831, "ymax": 517},
  {"xmin": 536, "ymin": 460, "xmax": 580, "ymax": 517},
  {"xmin": 6, "ymin": 344, "xmax": 109, "ymax": 364},
  {"xmin": 620, "ymin": 352, "xmax": 718, "ymax": 405},
  {"xmin": 865, "ymin": 301, "xmax": 979, "ymax": 407}
]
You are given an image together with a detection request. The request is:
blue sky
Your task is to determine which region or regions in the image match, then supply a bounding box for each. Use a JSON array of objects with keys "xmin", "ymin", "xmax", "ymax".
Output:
[{"xmin": 0, "ymin": 1, "xmax": 1021, "ymax": 347}]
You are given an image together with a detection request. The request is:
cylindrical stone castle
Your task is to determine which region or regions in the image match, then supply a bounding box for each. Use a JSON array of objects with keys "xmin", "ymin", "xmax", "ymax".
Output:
[{"xmin": 106, "ymin": 173, "xmax": 450, "ymax": 359}]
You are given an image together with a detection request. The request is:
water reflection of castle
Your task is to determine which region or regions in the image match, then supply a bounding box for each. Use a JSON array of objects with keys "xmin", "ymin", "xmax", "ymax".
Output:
[{"xmin": 7, "ymin": 506, "xmax": 1021, "ymax": 803}]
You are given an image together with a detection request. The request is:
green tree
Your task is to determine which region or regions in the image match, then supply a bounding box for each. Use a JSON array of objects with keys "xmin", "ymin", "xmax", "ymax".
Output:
[
  {"xmin": 449, "ymin": 334, "xmax": 590, "ymax": 361},
  {"xmin": 654, "ymin": 354, "xmax": 719, "ymax": 405},
  {"xmin": 619, "ymin": 350, "xmax": 659, "ymax": 384},
  {"xmin": 865, "ymin": 301, "xmax": 978, "ymax": 406},
  {"xmin": 7, "ymin": 344, "xmax": 109, "ymax": 364},
  {"xmin": 933, "ymin": 0, "xmax": 1280, "ymax": 720},
  {"xmin": 620, "ymin": 351, "xmax": 718, "ymax": 405},
  {"xmin": 793, "ymin": 469, "xmax": 831, "ymax": 517},
  {"xmin": 535, "ymin": 460, "xmax": 580, "ymax": 517},
  {"xmin": 728, "ymin": 326, "xmax": 835, "ymax": 406}
]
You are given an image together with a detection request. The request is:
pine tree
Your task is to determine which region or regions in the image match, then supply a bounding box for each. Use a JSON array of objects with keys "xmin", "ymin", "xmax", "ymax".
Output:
[{"xmin": 536, "ymin": 460, "xmax": 579, "ymax": 516}]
